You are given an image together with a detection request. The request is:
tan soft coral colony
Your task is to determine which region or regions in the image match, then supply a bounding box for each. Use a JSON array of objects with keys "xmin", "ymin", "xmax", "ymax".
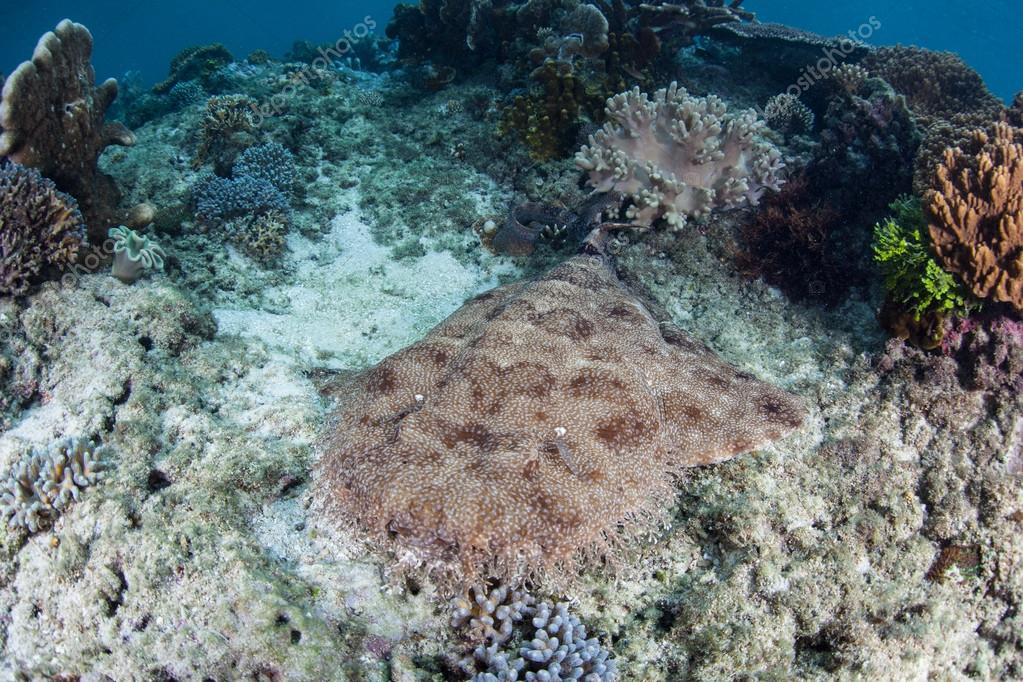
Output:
[
  {"xmin": 926, "ymin": 123, "xmax": 1023, "ymax": 311},
  {"xmin": 315, "ymin": 234, "xmax": 806, "ymax": 585}
]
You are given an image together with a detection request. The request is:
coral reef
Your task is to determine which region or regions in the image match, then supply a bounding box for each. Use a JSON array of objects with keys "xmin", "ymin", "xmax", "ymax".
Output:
[
  {"xmin": 863, "ymin": 46, "xmax": 1004, "ymax": 128},
  {"xmin": 925, "ymin": 122, "xmax": 1023, "ymax": 313},
  {"xmin": 1, "ymin": 438, "xmax": 107, "ymax": 533},
  {"xmin": 0, "ymin": 20, "xmax": 136, "ymax": 241},
  {"xmin": 3, "ymin": 8, "xmax": 1022, "ymax": 679},
  {"xmin": 814, "ymin": 75, "xmax": 920, "ymax": 213},
  {"xmin": 577, "ymin": 82, "xmax": 784, "ymax": 229},
  {"xmin": 455, "ymin": 585, "xmax": 617, "ymax": 681},
  {"xmin": 315, "ymin": 236, "xmax": 804, "ymax": 586},
  {"xmin": 108, "ymin": 226, "xmax": 166, "ymax": 284},
  {"xmin": 0, "ymin": 161, "xmax": 86, "ymax": 296},
  {"xmin": 153, "ymin": 43, "xmax": 234, "ymax": 94}
]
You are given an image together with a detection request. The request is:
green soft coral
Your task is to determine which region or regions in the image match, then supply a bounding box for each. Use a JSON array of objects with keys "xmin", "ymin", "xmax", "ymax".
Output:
[{"xmin": 873, "ymin": 196, "xmax": 971, "ymax": 319}]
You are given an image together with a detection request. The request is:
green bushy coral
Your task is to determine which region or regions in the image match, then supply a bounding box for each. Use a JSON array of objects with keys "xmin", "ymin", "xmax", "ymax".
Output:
[{"xmin": 873, "ymin": 196, "xmax": 970, "ymax": 319}]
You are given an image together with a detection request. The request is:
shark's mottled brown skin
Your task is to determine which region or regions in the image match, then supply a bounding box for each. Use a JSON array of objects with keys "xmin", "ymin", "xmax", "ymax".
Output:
[{"xmin": 316, "ymin": 234, "xmax": 805, "ymax": 583}]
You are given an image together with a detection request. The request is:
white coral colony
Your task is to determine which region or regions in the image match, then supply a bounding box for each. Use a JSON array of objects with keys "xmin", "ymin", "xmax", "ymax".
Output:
[{"xmin": 576, "ymin": 82, "xmax": 785, "ymax": 229}]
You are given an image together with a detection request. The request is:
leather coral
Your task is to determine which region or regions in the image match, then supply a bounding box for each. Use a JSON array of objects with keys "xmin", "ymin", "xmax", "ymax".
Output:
[{"xmin": 926, "ymin": 123, "xmax": 1023, "ymax": 312}]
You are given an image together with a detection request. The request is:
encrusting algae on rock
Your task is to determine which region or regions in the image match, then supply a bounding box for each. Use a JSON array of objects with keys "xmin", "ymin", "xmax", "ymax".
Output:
[{"xmin": 315, "ymin": 227, "xmax": 806, "ymax": 587}]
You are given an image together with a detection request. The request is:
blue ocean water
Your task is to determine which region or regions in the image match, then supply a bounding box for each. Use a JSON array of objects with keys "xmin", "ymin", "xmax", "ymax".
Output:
[{"xmin": 1, "ymin": 1, "xmax": 1019, "ymax": 101}]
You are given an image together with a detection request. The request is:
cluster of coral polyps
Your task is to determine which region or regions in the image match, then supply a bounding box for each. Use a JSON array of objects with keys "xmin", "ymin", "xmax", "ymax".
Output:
[
  {"xmin": 926, "ymin": 123, "xmax": 1023, "ymax": 312},
  {"xmin": 576, "ymin": 82, "xmax": 784, "ymax": 230}
]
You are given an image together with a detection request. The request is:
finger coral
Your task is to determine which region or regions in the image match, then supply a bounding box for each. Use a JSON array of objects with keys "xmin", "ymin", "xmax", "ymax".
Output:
[
  {"xmin": 453, "ymin": 584, "xmax": 617, "ymax": 681},
  {"xmin": 315, "ymin": 239, "xmax": 805, "ymax": 586},
  {"xmin": 0, "ymin": 20, "xmax": 136, "ymax": 241},
  {"xmin": 0, "ymin": 161, "xmax": 86, "ymax": 296},
  {"xmin": 576, "ymin": 82, "xmax": 784, "ymax": 229},
  {"xmin": 1, "ymin": 438, "xmax": 107, "ymax": 533},
  {"xmin": 925, "ymin": 123, "xmax": 1023, "ymax": 312}
]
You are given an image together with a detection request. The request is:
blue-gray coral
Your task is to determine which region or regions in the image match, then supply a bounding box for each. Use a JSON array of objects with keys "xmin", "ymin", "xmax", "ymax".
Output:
[
  {"xmin": 453, "ymin": 585, "xmax": 617, "ymax": 681},
  {"xmin": 193, "ymin": 174, "xmax": 290, "ymax": 226},
  {"xmin": 233, "ymin": 142, "xmax": 297, "ymax": 194},
  {"xmin": 192, "ymin": 142, "xmax": 296, "ymax": 226},
  {"xmin": 168, "ymin": 80, "xmax": 207, "ymax": 108},
  {"xmin": 1, "ymin": 438, "xmax": 107, "ymax": 533}
]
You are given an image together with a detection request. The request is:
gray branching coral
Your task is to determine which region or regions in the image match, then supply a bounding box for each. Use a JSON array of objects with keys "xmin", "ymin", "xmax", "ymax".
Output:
[
  {"xmin": 0, "ymin": 161, "xmax": 86, "ymax": 296},
  {"xmin": 452, "ymin": 584, "xmax": 617, "ymax": 681},
  {"xmin": 576, "ymin": 82, "xmax": 784, "ymax": 229},
  {"xmin": 1, "ymin": 438, "xmax": 107, "ymax": 533}
]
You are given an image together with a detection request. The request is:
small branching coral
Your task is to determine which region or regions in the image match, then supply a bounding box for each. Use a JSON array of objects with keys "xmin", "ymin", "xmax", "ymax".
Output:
[
  {"xmin": 873, "ymin": 196, "xmax": 970, "ymax": 320},
  {"xmin": 1, "ymin": 438, "xmax": 108, "ymax": 533},
  {"xmin": 452, "ymin": 583, "xmax": 617, "ymax": 681},
  {"xmin": 233, "ymin": 142, "xmax": 297, "ymax": 195},
  {"xmin": 576, "ymin": 82, "xmax": 784, "ymax": 229},
  {"xmin": 193, "ymin": 143, "xmax": 296, "ymax": 264},
  {"xmin": 763, "ymin": 93, "xmax": 814, "ymax": 136}
]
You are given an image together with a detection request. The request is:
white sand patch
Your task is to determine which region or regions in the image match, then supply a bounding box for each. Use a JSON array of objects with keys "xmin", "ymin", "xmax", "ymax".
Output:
[{"xmin": 214, "ymin": 209, "xmax": 513, "ymax": 369}]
